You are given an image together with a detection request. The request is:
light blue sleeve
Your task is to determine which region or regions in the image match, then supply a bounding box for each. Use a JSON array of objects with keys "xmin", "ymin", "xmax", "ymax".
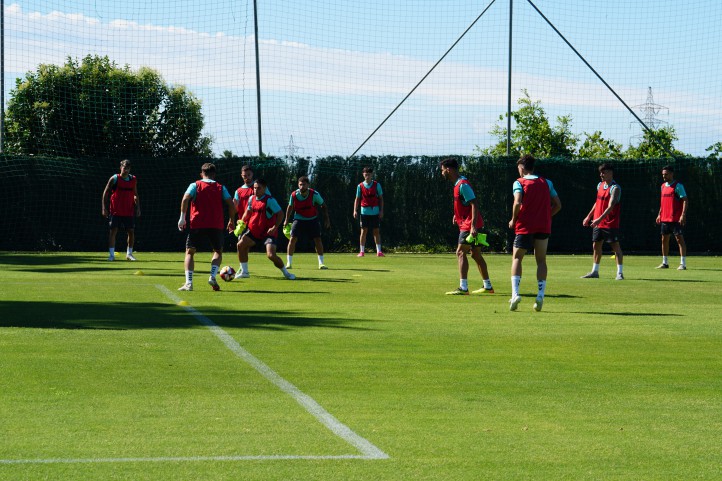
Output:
[
  {"xmin": 288, "ymin": 193, "xmax": 295, "ymax": 205},
  {"xmin": 676, "ymin": 183, "xmax": 687, "ymax": 199},
  {"xmin": 313, "ymin": 191, "xmax": 324, "ymax": 206},
  {"xmin": 185, "ymin": 182, "xmax": 197, "ymax": 199},
  {"xmin": 546, "ymin": 179, "xmax": 558, "ymax": 198},
  {"xmin": 376, "ymin": 183, "xmax": 383, "ymax": 197},
  {"xmin": 267, "ymin": 197, "xmax": 282, "ymax": 215},
  {"xmin": 221, "ymin": 186, "xmax": 232, "ymax": 201},
  {"xmin": 356, "ymin": 184, "xmax": 362, "ymax": 198},
  {"xmin": 512, "ymin": 180, "xmax": 523, "ymax": 194},
  {"xmin": 459, "ymin": 182, "xmax": 476, "ymax": 204}
]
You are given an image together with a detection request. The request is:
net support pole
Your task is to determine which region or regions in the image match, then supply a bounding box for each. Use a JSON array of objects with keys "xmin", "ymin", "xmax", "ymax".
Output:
[
  {"xmin": 1, "ymin": 0, "xmax": 5, "ymax": 153},
  {"xmin": 506, "ymin": 0, "xmax": 513, "ymax": 157},
  {"xmin": 253, "ymin": 0, "xmax": 263, "ymax": 157}
]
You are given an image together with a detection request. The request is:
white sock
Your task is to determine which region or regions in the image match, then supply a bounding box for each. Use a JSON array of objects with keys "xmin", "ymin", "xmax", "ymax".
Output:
[
  {"xmin": 662, "ymin": 256, "xmax": 669, "ymax": 265},
  {"xmin": 241, "ymin": 262, "xmax": 249, "ymax": 274},
  {"xmin": 210, "ymin": 264, "xmax": 219, "ymax": 278},
  {"xmin": 592, "ymin": 263, "xmax": 600, "ymax": 273},
  {"xmin": 127, "ymin": 247, "xmax": 133, "ymax": 255},
  {"xmin": 483, "ymin": 279, "xmax": 492, "ymax": 289},
  {"xmin": 360, "ymin": 245, "xmax": 365, "ymax": 253},
  {"xmin": 511, "ymin": 275, "xmax": 521, "ymax": 298},
  {"xmin": 109, "ymin": 248, "xmax": 115, "ymax": 256},
  {"xmin": 318, "ymin": 254, "xmax": 324, "ymax": 265},
  {"xmin": 537, "ymin": 279, "xmax": 546, "ymax": 300},
  {"xmin": 287, "ymin": 254, "xmax": 293, "ymax": 266},
  {"xmin": 680, "ymin": 256, "xmax": 686, "ymax": 266},
  {"xmin": 460, "ymin": 279, "xmax": 468, "ymax": 291},
  {"xmin": 376, "ymin": 244, "xmax": 382, "ymax": 253},
  {"xmin": 281, "ymin": 266, "xmax": 291, "ymax": 276},
  {"xmin": 617, "ymin": 264, "xmax": 623, "ymax": 274},
  {"xmin": 185, "ymin": 270, "xmax": 193, "ymax": 285}
]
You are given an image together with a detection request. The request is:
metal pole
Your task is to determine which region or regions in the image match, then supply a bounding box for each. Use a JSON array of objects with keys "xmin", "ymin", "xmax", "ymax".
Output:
[
  {"xmin": 506, "ymin": 0, "xmax": 512, "ymax": 156},
  {"xmin": 1, "ymin": 0, "xmax": 5, "ymax": 153},
  {"xmin": 253, "ymin": 0, "xmax": 262, "ymax": 157}
]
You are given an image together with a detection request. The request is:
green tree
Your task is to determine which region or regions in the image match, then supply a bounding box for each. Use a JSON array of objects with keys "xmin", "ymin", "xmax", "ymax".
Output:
[
  {"xmin": 623, "ymin": 126, "xmax": 686, "ymax": 159},
  {"xmin": 4, "ymin": 55, "xmax": 212, "ymax": 158},
  {"xmin": 705, "ymin": 141, "xmax": 722, "ymax": 159},
  {"xmin": 479, "ymin": 90, "xmax": 578, "ymax": 159},
  {"xmin": 578, "ymin": 131, "xmax": 623, "ymax": 159}
]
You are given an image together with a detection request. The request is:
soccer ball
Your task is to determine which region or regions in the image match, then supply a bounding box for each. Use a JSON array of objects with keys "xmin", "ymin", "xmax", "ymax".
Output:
[{"xmin": 219, "ymin": 265, "xmax": 236, "ymax": 282}]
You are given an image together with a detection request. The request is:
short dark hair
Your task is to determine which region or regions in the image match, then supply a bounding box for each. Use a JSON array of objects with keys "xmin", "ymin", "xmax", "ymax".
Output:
[
  {"xmin": 662, "ymin": 165, "xmax": 674, "ymax": 173},
  {"xmin": 241, "ymin": 164, "xmax": 253, "ymax": 173},
  {"xmin": 254, "ymin": 178, "xmax": 267, "ymax": 187},
  {"xmin": 362, "ymin": 166, "xmax": 374, "ymax": 174},
  {"xmin": 517, "ymin": 154, "xmax": 536, "ymax": 171},
  {"xmin": 201, "ymin": 163, "xmax": 216, "ymax": 175},
  {"xmin": 439, "ymin": 158, "xmax": 459, "ymax": 170},
  {"xmin": 298, "ymin": 175, "xmax": 310, "ymax": 183},
  {"xmin": 598, "ymin": 162, "xmax": 614, "ymax": 173},
  {"xmin": 120, "ymin": 159, "xmax": 131, "ymax": 168}
]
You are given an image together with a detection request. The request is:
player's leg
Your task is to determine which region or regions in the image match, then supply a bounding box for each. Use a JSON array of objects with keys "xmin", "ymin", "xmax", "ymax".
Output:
[
  {"xmin": 469, "ymin": 246, "xmax": 493, "ymax": 293},
  {"xmin": 126, "ymin": 227, "xmax": 136, "ymax": 260},
  {"xmin": 611, "ymin": 241, "xmax": 624, "ymax": 279},
  {"xmin": 509, "ymin": 244, "xmax": 526, "ymax": 311},
  {"xmin": 107, "ymin": 223, "xmax": 119, "ymax": 260},
  {"xmin": 235, "ymin": 233, "xmax": 255, "ymax": 278},
  {"xmin": 267, "ymin": 240, "xmax": 295, "ymax": 279},
  {"xmin": 660, "ymin": 232, "xmax": 671, "ymax": 267},
  {"xmin": 358, "ymin": 226, "xmax": 368, "ymax": 256},
  {"xmin": 372, "ymin": 227, "xmax": 383, "ymax": 256},
  {"xmin": 286, "ymin": 236, "xmax": 298, "ymax": 268},
  {"xmin": 179, "ymin": 236, "xmax": 196, "ymax": 291},
  {"xmin": 582, "ymin": 237, "xmax": 603, "ymax": 278},
  {"xmin": 206, "ymin": 230, "xmax": 223, "ymax": 290},
  {"xmin": 533, "ymin": 237, "xmax": 549, "ymax": 311},
  {"xmin": 674, "ymin": 232, "xmax": 687, "ymax": 269},
  {"xmin": 313, "ymin": 237, "xmax": 327, "ymax": 269}
]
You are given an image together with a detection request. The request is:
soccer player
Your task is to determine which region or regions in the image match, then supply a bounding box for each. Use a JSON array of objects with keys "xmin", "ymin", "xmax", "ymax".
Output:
[
  {"xmin": 177, "ymin": 163, "xmax": 237, "ymax": 291},
  {"xmin": 439, "ymin": 158, "xmax": 495, "ymax": 296},
  {"xmin": 353, "ymin": 166, "xmax": 385, "ymax": 257},
  {"xmin": 581, "ymin": 163, "xmax": 624, "ymax": 280},
  {"xmin": 508, "ymin": 154, "xmax": 562, "ymax": 312},
  {"xmin": 284, "ymin": 175, "xmax": 331, "ymax": 270},
  {"xmin": 655, "ymin": 165, "xmax": 689, "ymax": 270},
  {"xmin": 102, "ymin": 159, "xmax": 140, "ymax": 261},
  {"xmin": 236, "ymin": 179, "xmax": 295, "ymax": 280}
]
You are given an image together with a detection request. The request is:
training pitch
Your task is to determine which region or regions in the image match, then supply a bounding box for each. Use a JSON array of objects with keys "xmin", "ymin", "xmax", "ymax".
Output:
[{"xmin": 0, "ymin": 252, "xmax": 720, "ymax": 480}]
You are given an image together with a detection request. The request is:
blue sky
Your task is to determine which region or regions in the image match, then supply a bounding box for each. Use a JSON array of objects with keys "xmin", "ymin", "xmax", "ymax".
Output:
[{"xmin": 6, "ymin": 0, "xmax": 722, "ymax": 157}]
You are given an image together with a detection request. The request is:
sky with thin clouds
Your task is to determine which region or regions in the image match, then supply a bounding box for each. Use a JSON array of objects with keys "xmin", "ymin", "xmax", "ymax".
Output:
[{"xmin": 5, "ymin": 0, "xmax": 722, "ymax": 157}]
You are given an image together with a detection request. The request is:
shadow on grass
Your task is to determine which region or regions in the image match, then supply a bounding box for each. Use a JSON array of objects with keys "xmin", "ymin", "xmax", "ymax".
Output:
[
  {"xmin": 0, "ymin": 301, "xmax": 376, "ymax": 331},
  {"xmin": 570, "ymin": 311, "xmax": 683, "ymax": 317},
  {"xmin": 0, "ymin": 253, "xmax": 100, "ymax": 268}
]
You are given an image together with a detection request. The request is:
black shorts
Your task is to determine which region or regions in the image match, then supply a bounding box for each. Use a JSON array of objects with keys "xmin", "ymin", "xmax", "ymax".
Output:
[
  {"xmin": 291, "ymin": 218, "xmax": 321, "ymax": 239},
  {"xmin": 592, "ymin": 227, "xmax": 620, "ymax": 243},
  {"xmin": 360, "ymin": 214, "xmax": 380, "ymax": 230},
  {"xmin": 458, "ymin": 230, "xmax": 481, "ymax": 246},
  {"xmin": 660, "ymin": 222, "xmax": 684, "ymax": 236},
  {"xmin": 242, "ymin": 231, "xmax": 278, "ymax": 246},
  {"xmin": 109, "ymin": 215, "xmax": 134, "ymax": 230},
  {"xmin": 186, "ymin": 228, "xmax": 224, "ymax": 251},
  {"xmin": 513, "ymin": 232, "xmax": 550, "ymax": 250}
]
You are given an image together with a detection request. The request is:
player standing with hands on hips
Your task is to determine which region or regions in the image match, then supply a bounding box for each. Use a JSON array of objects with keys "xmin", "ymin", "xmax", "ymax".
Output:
[
  {"xmin": 581, "ymin": 163, "xmax": 624, "ymax": 280},
  {"xmin": 656, "ymin": 165, "xmax": 689, "ymax": 270},
  {"xmin": 508, "ymin": 154, "xmax": 561, "ymax": 312},
  {"xmin": 102, "ymin": 159, "xmax": 140, "ymax": 261},
  {"xmin": 177, "ymin": 163, "xmax": 236, "ymax": 291}
]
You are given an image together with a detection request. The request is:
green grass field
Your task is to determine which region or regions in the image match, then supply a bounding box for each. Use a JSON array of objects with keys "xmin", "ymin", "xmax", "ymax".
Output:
[{"xmin": 1, "ymin": 251, "xmax": 720, "ymax": 480}]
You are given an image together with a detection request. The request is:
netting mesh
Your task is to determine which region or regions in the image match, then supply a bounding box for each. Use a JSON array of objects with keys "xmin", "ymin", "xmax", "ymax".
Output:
[
  {"xmin": 2, "ymin": 1, "xmax": 722, "ymax": 253},
  {"xmin": 5, "ymin": 0, "xmax": 722, "ymax": 158}
]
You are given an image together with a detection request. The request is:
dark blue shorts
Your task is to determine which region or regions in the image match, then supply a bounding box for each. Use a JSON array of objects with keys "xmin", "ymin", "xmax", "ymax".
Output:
[
  {"xmin": 513, "ymin": 232, "xmax": 550, "ymax": 250},
  {"xmin": 360, "ymin": 214, "xmax": 380, "ymax": 230},
  {"xmin": 592, "ymin": 227, "xmax": 620, "ymax": 243},
  {"xmin": 109, "ymin": 215, "xmax": 134, "ymax": 230},
  {"xmin": 186, "ymin": 228, "xmax": 224, "ymax": 251},
  {"xmin": 660, "ymin": 222, "xmax": 684, "ymax": 236},
  {"xmin": 243, "ymin": 231, "xmax": 277, "ymax": 246},
  {"xmin": 291, "ymin": 218, "xmax": 321, "ymax": 239}
]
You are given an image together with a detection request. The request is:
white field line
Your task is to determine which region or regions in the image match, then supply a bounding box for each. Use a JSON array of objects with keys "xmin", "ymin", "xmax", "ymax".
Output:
[
  {"xmin": 157, "ymin": 285, "xmax": 388, "ymax": 460},
  {"xmin": 0, "ymin": 285, "xmax": 388, "ymax": 465}
]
